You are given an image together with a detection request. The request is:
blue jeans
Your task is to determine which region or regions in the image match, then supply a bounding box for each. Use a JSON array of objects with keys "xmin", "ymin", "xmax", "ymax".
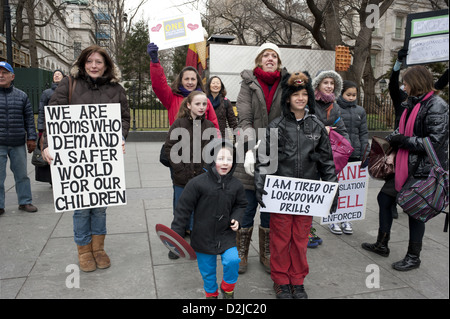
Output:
[
  {"xmin": 241, "ymin": 189, "xmax": 270, "ymax": 228},
  {"xmin": 0, "ymin": 144, "xmax": 33, "ymax": 209},
  {"xmin": 73, "ymin": 207, "xmax": 107, "ymax": 246},
  {"xmin": 196, "ymin": 247, "xmax": 240, "ymax": 294}
]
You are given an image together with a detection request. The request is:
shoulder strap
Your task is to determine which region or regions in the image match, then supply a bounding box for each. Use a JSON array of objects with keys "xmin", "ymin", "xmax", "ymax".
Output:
[
  {"xmin": 68, "ymin": 76, "xmax": 77, "ymax": 104},
  {"xmin": 423, "ymin": 137, "xmax": 441, "ymax": 167}
]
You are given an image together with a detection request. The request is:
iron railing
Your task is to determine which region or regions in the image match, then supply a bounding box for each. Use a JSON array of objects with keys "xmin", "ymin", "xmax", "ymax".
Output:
[{"xmin": 23, "ymin": 82, "xmax": 396, "ymax": 131}]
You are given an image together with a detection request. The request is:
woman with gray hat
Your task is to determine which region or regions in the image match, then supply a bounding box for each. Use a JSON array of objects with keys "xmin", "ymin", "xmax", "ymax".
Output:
[{"xmin": 235, "ymin": 43, "xmax": 288, "ymax": 274}]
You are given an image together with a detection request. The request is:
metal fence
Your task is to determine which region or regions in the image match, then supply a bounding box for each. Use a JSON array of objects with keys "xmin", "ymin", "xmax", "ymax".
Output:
[
  {"xmin": 125, "ymin": 87, "xmax": 397, "ymax": 131},
  {"xmin": 361, "ymin": 94, "xmax": 396, "ymax": 131},
  {"xmin": 23, "ymin": 82, "xmax": 395, "ymax": 131},
  {"xmin": 126, "ymin": 82, "xmax": 170, "ymax": 130}
]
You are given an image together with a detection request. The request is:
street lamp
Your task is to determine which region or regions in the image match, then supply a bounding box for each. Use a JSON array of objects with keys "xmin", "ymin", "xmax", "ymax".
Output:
[{"xmin": 379, "ymin": 79, "xmax": 387, "ymax": 91}]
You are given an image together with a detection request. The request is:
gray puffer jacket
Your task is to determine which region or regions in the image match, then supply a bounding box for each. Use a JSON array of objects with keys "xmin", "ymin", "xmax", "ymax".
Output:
[
  {"xmin": 336, "ymin": 95, "xmax": 369, "ymax": 160},
  {"xmin": 0, "ymin": 85, "xmax": 37, "ymax": 146}
]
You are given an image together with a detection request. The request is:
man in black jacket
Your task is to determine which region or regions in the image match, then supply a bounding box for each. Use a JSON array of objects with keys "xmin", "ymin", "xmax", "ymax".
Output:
[{"xmin": 0, "ymin": 61, "xmax": 38, "ymax": 214}]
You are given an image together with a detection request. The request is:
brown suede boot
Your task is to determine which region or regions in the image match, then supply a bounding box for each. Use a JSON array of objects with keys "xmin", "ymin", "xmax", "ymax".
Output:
[
  {"xmin": 259, "ymin": 226, "xmax": 271, "ymax": 273},
  {"xmin": 91, "ymin": 234, "xmax": 111, "ymax": 269},
  {"xmin": 77, "ymin": 242, "xmax": 96, "ymax": 272},
  {"xmin": 236, "ymin": 227, "xmax": 253, "ymax": 274}
]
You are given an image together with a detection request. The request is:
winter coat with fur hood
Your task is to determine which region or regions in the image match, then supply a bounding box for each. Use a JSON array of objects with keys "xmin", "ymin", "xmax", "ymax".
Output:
[
  {"xmin": 312, "ymin": 70, "xmax": 350, "ymax": 141},
  {"xmin": 42, "ymin": 64, "xmax": 130, "ymax": 149}
]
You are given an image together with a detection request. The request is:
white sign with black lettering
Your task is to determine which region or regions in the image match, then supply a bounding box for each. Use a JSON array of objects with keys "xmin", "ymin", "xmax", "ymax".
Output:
[
  {"xmin": 45, "ymin": 104, "xmax": 126, "ymax": 212},
  {"xmin": 321, "ymin": 161, "xmax": 369, "ymax": 225},
  {"xmin": 259, "ymin": 175, "xmax": 338, "ymax": 217}
]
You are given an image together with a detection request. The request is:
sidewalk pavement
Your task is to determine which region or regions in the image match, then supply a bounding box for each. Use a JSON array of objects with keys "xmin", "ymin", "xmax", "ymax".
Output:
[{"xmin": 0, "ymin": 141, "xmax": 448, "ymax": 299}]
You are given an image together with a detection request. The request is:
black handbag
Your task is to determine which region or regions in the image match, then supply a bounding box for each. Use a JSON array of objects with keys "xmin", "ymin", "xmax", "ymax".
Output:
[{"xmin": 31, "ymin": 145, "xmax": 48, "ymax": 167}]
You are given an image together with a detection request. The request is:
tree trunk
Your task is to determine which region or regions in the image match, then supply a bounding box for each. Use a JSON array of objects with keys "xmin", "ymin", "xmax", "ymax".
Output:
[{"xmin": 25, "ymin": 0, "xmax": 38, "ymax": 67}]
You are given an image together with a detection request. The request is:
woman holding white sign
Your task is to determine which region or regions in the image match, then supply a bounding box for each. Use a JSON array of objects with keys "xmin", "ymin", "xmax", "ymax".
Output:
[
  {"xmin": 254, "ymin": 71, "xmax": 338, "ymax": 298},
  {"xmin": 41, "ymin": 45, "xmax": 130, "ymax": 272}
]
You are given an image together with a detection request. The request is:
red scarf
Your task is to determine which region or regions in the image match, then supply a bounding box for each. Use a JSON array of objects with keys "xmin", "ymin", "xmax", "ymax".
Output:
[
  {"xmin": 254, "ymin": 67, "xmax": 281, "ymax": 113},
  {"xmin": 395, "ymin": 91, "xmax": 434, "ymax": 191}
]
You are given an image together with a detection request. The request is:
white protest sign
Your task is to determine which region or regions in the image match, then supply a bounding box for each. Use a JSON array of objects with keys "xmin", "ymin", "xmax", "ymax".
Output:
[
  {"xmin": 45, "ymin": 104, "xmax": 127, "ymax": 212},
  {"xmin": 149, "ymin": 11, "xmax": 204, "ymax": 51},
  {"xmin": 404, "ymin": 10, "xmax": 449, "ymax": 66},
  {"xmin": 260, "ymin": 175, "xmax": 338, "ymax": 218},
  {"xmin": 406, "ymin": 34, "xmax": 449, "ymax": 65},
  {"xmin": 321, "ymin": 162, "xmax": 369, "ymax": 225}
]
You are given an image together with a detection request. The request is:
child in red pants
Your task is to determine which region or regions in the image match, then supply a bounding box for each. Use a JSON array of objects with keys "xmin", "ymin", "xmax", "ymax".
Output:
[{"xmin": 254, "ymin": 71, "xmax": 338, "ymax": 298}]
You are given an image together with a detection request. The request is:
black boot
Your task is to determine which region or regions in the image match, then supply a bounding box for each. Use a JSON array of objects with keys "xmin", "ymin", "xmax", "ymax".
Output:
[
  {"xmin": 274, "ymin": 283, "xmax": 293, "ymax": 299},
  {"xmin": 392, "ymin": 242, "xmax": 422, "ymax": 271},
  {"xmin": 291, "ymin": 285, "xmax": 308, "ymax": 299},
  {"xmin": 361, "ymin": 230, "xmax": 390, "ymax": 257}
]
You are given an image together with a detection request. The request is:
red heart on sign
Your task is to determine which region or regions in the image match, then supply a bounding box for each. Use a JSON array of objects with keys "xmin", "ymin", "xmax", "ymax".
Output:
[
  {"xmin": 151, "ymin": 24, "xmax": 162, "ymax": 32},
  {"xmin": 187, "ymin": 23, "xmax": 199, "ymax": 31}
]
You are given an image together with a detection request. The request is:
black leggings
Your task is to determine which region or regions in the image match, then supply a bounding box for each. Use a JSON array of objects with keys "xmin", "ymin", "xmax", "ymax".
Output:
[{"xmin": 377, "ymin": 191, "xmax": 425, "ymax": 242}]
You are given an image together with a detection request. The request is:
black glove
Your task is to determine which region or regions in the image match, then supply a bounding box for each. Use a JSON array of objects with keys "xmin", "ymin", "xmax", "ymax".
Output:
[
  {"xmin": 255, "ymin": 189, "xmax": 268, "ymax": 208},
  {"xmin": 329, "ymin": 190, "xmax": 339, "ymax": 214},
  {"xmin": 389, "ymin": 134, "xmax": 407, "ymax": 148},
  {"xmin": 397, "ymin": 48, "xmax": 408, "ymax": 62},
  {"xmin": 147, "ymin": 43, "xmax": 159, "ymax": 63},
  {"xmin": 360, "ymin": 156, "xmax": 370, "ymax": 169}
]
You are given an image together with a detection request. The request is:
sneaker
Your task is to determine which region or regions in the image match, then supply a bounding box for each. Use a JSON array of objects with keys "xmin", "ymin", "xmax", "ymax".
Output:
[
  {"xmin": 220, "ymin": 287, "xmax": 234, "ymax": 299},
  {"xmin": 18, "ymin": 204, "xmax": 38, "ymax": 213},
  {"xmin": 310, "ymin": 227, "xmax": 323, "ymax": 245},
  {"xmin": 328, "ymin": 223, "xmax": 342, "ymax": 235},
  {"xmin": 291, "ymin": 285, "xmax": 308, "ymax": 299},
  {"xmin": 307, "ymin": 232, "xmax": 319, "ymax": 248},
  {"xmin": 341, "ymin": 222, "xmax": 353, "ymax": 234},
  {"xmin": 274, "ymin": 283, "xmax": 293, "ymax": 299},
  {"xmin": 168, "ymin": 251, "xmax": 179, "ymax": 259}
]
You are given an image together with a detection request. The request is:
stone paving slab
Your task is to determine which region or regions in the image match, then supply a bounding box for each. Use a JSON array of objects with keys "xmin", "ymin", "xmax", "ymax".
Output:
[{"xmin": 0, "ymin": 141, "xmax": 448, "ymax": 301}]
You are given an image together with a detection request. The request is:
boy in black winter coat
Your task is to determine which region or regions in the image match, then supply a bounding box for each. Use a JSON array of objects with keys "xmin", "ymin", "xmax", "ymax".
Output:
[
  {"xmin": 171, "ymin": 139, "xmax": 247, "ymax": 299},
  {"xmin": 254, "ymin": 71, "xmax": 338, "ymax": 299}
]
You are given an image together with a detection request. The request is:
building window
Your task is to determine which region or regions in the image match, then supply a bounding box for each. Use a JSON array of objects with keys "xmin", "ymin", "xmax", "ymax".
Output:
[
  {"xmin": 395, "ymin": 16, "xmax": 404, "ymax": 39},
  {"xmin": 74, "ymin": 41, "xmax": 81, "ymax": 59},
  {"xmin": 370, "ymin": 53, "xmax": 377, "ymax": 70}
]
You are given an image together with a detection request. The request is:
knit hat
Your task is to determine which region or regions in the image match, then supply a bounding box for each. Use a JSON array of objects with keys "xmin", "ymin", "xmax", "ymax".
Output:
[
  {"xmin": 256, "ymin": 43, "xmax": 281, "ymax": 60},
  {"xmin": 0, "ymin": 61, "xmax": 14, "ymax": 74},
  {"xmin": 281, "ymin": 71, "xmax": 315, "ymax": 115},
  {"xmin": 312, "ymin": 70, "xmax": 343, "ymax": 96},
  {"xmin": 53, "ymin": 69, "xmax": 65, "ymax": 77}
]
